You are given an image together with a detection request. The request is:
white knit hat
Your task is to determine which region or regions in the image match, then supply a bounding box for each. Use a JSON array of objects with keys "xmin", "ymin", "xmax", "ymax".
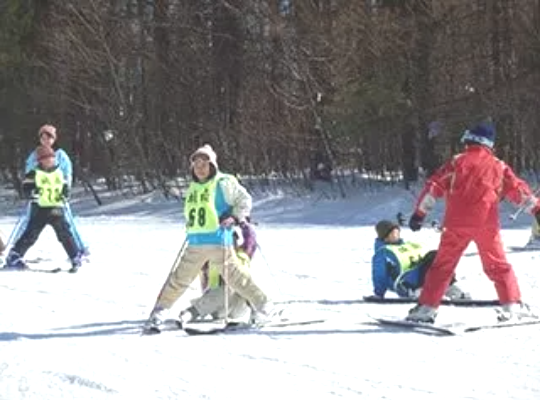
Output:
[{"xmin": 190, "ymin": 144, "xmax": 218, "ymax": 168}]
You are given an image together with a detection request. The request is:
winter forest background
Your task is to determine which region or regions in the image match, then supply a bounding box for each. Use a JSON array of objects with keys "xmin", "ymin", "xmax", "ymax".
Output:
[{"xmin": 1, "ymin": 0, "xmax": 540, "ymax": 198}]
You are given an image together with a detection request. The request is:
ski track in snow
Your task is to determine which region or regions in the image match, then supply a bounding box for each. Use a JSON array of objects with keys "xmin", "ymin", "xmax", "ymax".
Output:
[{"xmin": 0, "ymin": 186, "xmax": 539, "ymax": 399}]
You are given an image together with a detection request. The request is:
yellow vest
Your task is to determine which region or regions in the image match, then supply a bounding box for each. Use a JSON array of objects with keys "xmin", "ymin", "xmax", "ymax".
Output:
[
  {"xmin": 184, "ymin": 178, "xmax": 221, "ymax": 234},
  {"xmin": 35, "ymin": 169, "xmax": 65, "ymax": 207},
  {"xmin": 385, "ymin": 242, "xmax": 424, "ymax": 273},
  {"xmin": 205, "ymin": 250, "xmax": 251, "ymax": 290}
]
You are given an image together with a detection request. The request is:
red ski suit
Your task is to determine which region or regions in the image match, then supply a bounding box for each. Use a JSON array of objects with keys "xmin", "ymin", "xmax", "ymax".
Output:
[{"xmin": 413, "ymin": 145, "xmax": 540, "ymax": 307}]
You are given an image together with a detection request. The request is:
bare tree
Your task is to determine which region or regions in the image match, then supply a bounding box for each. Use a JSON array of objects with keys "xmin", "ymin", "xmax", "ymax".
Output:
[{"xmin": 3, "ymin": 0, "xmax": 540, "ymax": 194}]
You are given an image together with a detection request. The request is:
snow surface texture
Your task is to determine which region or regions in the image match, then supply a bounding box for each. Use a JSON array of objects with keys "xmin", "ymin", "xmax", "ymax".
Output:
[{"xmin": 0, "ymin": 183, "xmax": 539, "ymax": 400}]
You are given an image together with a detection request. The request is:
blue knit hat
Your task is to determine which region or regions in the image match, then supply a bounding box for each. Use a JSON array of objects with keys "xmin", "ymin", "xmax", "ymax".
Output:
[{"xmin": 460, "ymin": 122, "xmax": 496, "ymax": 149}]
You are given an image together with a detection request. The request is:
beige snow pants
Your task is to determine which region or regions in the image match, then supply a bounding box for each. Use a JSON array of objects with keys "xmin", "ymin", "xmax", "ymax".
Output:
[
  {"xmin": 156, "ymin": 245, "xmax": 267, "ymax": 311},
  {"xmin": 190, "ymin": 287, "xmax": 251, "ymax": 320}
]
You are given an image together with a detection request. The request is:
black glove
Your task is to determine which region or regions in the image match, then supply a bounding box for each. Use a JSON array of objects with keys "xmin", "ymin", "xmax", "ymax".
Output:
[
  {"xmin": 408, "ymin": 212, "xmax": 425, "ymax": 232},
  {"xmin": 22, "ymin": 182, "xmax": 38, "ymax": 200},
  {"xmin": 62, "ymin": 184, "xmax": 71, "ymax": 202}
]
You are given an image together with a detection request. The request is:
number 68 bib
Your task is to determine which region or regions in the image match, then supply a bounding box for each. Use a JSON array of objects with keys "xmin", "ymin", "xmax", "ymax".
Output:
[{"xmin": 184, "ymin": 179, "xmax": 220, "ymax": 234}]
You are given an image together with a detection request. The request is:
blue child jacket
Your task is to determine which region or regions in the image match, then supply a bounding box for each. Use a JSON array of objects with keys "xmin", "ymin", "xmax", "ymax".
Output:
[{"xmin": 371, "ymin": 238, "xmax": 424, "ymax": 298}]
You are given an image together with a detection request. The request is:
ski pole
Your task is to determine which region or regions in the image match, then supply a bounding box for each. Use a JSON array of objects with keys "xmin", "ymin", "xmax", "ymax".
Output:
[
  {"xmin": 64, "ymin": 201, "xmax": 87, "ymax": 253},
  {"xmin": 150, "ymin": 237, "xmax": 188, "ymax": 312},
  {"xmin": 4, "ymin": 202, "xmax": 31, "ymax": 253},
  {"xmin": 509, "ymin": 205, "xmax": 527, "ymax": 221},
  {"xmin": 509, "ymin": 198, "xmax": 535, "ymax": 221},
  {"xmin": 255, "ymin": 243, "xmax": 284, "ymax": 298},
  {"xmin": 222, "ymin": 228, "xmax": 229, "ymax": 325},
  {"xmin": 509, "ymin": 187, "xmax": 540, "ymax": 221}
]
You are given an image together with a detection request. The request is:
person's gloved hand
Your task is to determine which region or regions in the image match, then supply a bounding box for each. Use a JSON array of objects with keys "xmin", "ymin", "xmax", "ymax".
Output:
[
  {"xmin": 408, "ymin": 212, "xmax": 425, "ymax": 232},
  {"xmin": 61, "ymin": 185, "xmax": 71, "ymax": 202},
  {"xmin": 22, "ymin": 181, "xmax": 38, "ymax": 200},
  {"xmin": 30, "ymin": 189, "xmax": 40, "ymax": 201},
  {"xmin": 239, "ymin": 220, "xmax": 250, "ymax": 230},
  {"xmin": 239, "ymin": 220, "xmax": 257, "ymax": 258},
  {"xmin": 220, "ymin": 216, "xmax": 236, "ymax": 228}
]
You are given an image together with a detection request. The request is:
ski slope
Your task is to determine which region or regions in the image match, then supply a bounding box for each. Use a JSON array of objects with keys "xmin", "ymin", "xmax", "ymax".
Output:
[{"xmin": 0, "ymin": 184, "xmax": 539, "ymax": 400}]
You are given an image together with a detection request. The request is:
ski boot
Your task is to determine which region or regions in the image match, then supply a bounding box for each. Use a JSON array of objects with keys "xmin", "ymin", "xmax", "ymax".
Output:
[
  {"xmin": 68, "ymin": 254, "xmax": 83, "ymax": 273},
  {"xmin": 405, "ymin": 304, "xmax": 438, "ymax": 323},
  {"xmin": 250, "ymin": 303, "xmax": 284, "ymax": 326},
  {"xmin": 175, "ymin": 306, "xmax": 200, "ymax": 329},
  {"xmin": 3, "ymin": 251, "xmax": 29, "ymax": 271},
  {"xmin": 79, "ymin": 246, "xmax": 91, "ymax": 263},
  {"xmin": 444, "ymin": 284, "xmax": 471, "ymax": 300},
  {"xmin": 524, "ymin": 236, "xmax": 540, "ymax": 250},
  {"xmin": 496, "ymin": 303, "xmax": 538, "ymax": 322},
  {"xmin": 142, "ymin": 307, "xmax": 168, "ymax": 335}
]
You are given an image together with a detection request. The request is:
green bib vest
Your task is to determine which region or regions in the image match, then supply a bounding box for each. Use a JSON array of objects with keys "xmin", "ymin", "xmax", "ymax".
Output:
[
  {"xmin": 35, "ymin": 169, "xmax": 65, "ymax": 207},
  {"xmin": 184, "ymin": 177, "xmax": 221, "ymax": 234},
  {"xmin": 206, "ymin": 250, "xmax": 250, "ymax": 289},
  {"xmin": 386, "ymin": 242, "xmax": 424, "ymax": 273}
]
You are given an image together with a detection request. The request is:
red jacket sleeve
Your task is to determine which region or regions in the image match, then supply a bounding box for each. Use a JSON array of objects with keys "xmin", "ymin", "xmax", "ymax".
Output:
[
  {"xmin": 501, "ymin": 163, "xmax": 540, "ymax": 214},
  {"xmin": 413, "ymin": 157, "xmax": 457, "ymax": 217}
]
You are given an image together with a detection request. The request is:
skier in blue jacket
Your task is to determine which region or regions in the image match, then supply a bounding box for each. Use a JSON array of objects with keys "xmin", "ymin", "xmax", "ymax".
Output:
[
  {"xmin": 7, "ymin": 125, "xmax": 88, "ymax": 257},
  {"xmin": 371, "ymin": 220, "xmax": 467, "ymax": 299}
]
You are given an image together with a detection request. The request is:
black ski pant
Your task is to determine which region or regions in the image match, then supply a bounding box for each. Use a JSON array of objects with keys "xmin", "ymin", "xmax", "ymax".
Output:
[
  {"xmin": 418, "ymin": 250, "xmax": 458, "ymax": 287},
  {"xmin": 12, "ymin": 204, "xmax": 79, "ymax": 260}
]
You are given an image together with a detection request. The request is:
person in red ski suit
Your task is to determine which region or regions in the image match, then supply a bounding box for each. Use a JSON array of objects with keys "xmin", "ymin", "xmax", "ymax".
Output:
[{"xmin": 406, "ymin": 121, "xmax": 540, "ymax": 323}]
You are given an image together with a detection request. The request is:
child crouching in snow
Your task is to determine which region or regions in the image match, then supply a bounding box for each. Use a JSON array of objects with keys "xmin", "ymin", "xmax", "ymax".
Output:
[
  {"xmin": 371, "ymin": 219, "xmax": 467, "ymax": 300},
  {"xmin": 176, "ymin": 222, "xmax": 258, "ymax": 326}
]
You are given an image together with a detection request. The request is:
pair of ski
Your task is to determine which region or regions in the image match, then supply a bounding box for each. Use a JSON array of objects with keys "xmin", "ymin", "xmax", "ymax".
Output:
[
  {"xmin": 364, "ymin": 296, "xmax": 540, "ymax": 334},
  {"xmin": 0, "ymin": 256, "xmax": 85, "ymax": 273},
  {"xmin": 369, "ymin": 315, "xmax": 540, "ymax": 335},
  {"xmin": 144, "ymin": 317, "xmax": 327, "ymax": 336},
  {"xmin": 0, "ymin": 265, "xmax": 64, "ymax": 273},
  {"xmin": 152, "ymin": 315, "xmax": 540, "ymax": 336}
]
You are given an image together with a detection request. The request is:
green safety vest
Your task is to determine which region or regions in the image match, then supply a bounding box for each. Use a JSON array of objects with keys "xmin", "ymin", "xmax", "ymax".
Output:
[
  {"xmin": 206, "ymin": 249, "xmax": 250, "ymax": 289},
  {"xmin": 35, "ymin": 169, "xmax": 65, "ymax": 207},
  {"xmin": 184, "ymin": 177, "xmax": 221, "ymax": 234},
  {"xmin": 385, "ymin": 242, "xmax": 424, "ymax": 273}
]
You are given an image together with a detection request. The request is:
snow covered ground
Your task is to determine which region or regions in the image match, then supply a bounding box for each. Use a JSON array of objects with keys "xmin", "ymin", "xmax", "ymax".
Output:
[{"xmin": 0, "ymin": 183, "xmax": 539, "ymax": 400}]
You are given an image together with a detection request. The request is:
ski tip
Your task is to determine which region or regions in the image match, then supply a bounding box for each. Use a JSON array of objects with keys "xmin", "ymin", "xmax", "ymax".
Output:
[
  {"xmin": 184, "ymin": 327, "xmax": 225, "ymax": 335},
  {"xmin": 141, "ymin": 327, "xmax": 161, "ymax": 336},
  {"xmin": 34, "ymin": 267, "xmax": 63, "ymax": 273}
]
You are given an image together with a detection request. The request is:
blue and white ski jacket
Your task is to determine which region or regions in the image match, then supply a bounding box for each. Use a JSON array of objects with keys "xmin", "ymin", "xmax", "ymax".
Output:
[
  {"xmin": 371, "ymin": 238, "xmax": 425, "ymax": 298},
  {"xmin": 25, "ymin": 148, "xmax": 73, "ymax": 187}
]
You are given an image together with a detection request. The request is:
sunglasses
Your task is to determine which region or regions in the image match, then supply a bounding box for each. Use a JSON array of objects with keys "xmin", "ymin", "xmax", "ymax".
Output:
[
  {"xmin": 40, "ymin": 132, "xmax": 55, "ymax": 140},
  {"xmin": 191, "ymin": 156, "xmax": 210, "ymax": 164}
]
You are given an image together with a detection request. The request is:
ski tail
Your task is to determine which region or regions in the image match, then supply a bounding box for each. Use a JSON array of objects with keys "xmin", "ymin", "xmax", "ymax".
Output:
[{"xmin": 363, "ymin": 295, "xmax": 499, "ymax": 307}]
